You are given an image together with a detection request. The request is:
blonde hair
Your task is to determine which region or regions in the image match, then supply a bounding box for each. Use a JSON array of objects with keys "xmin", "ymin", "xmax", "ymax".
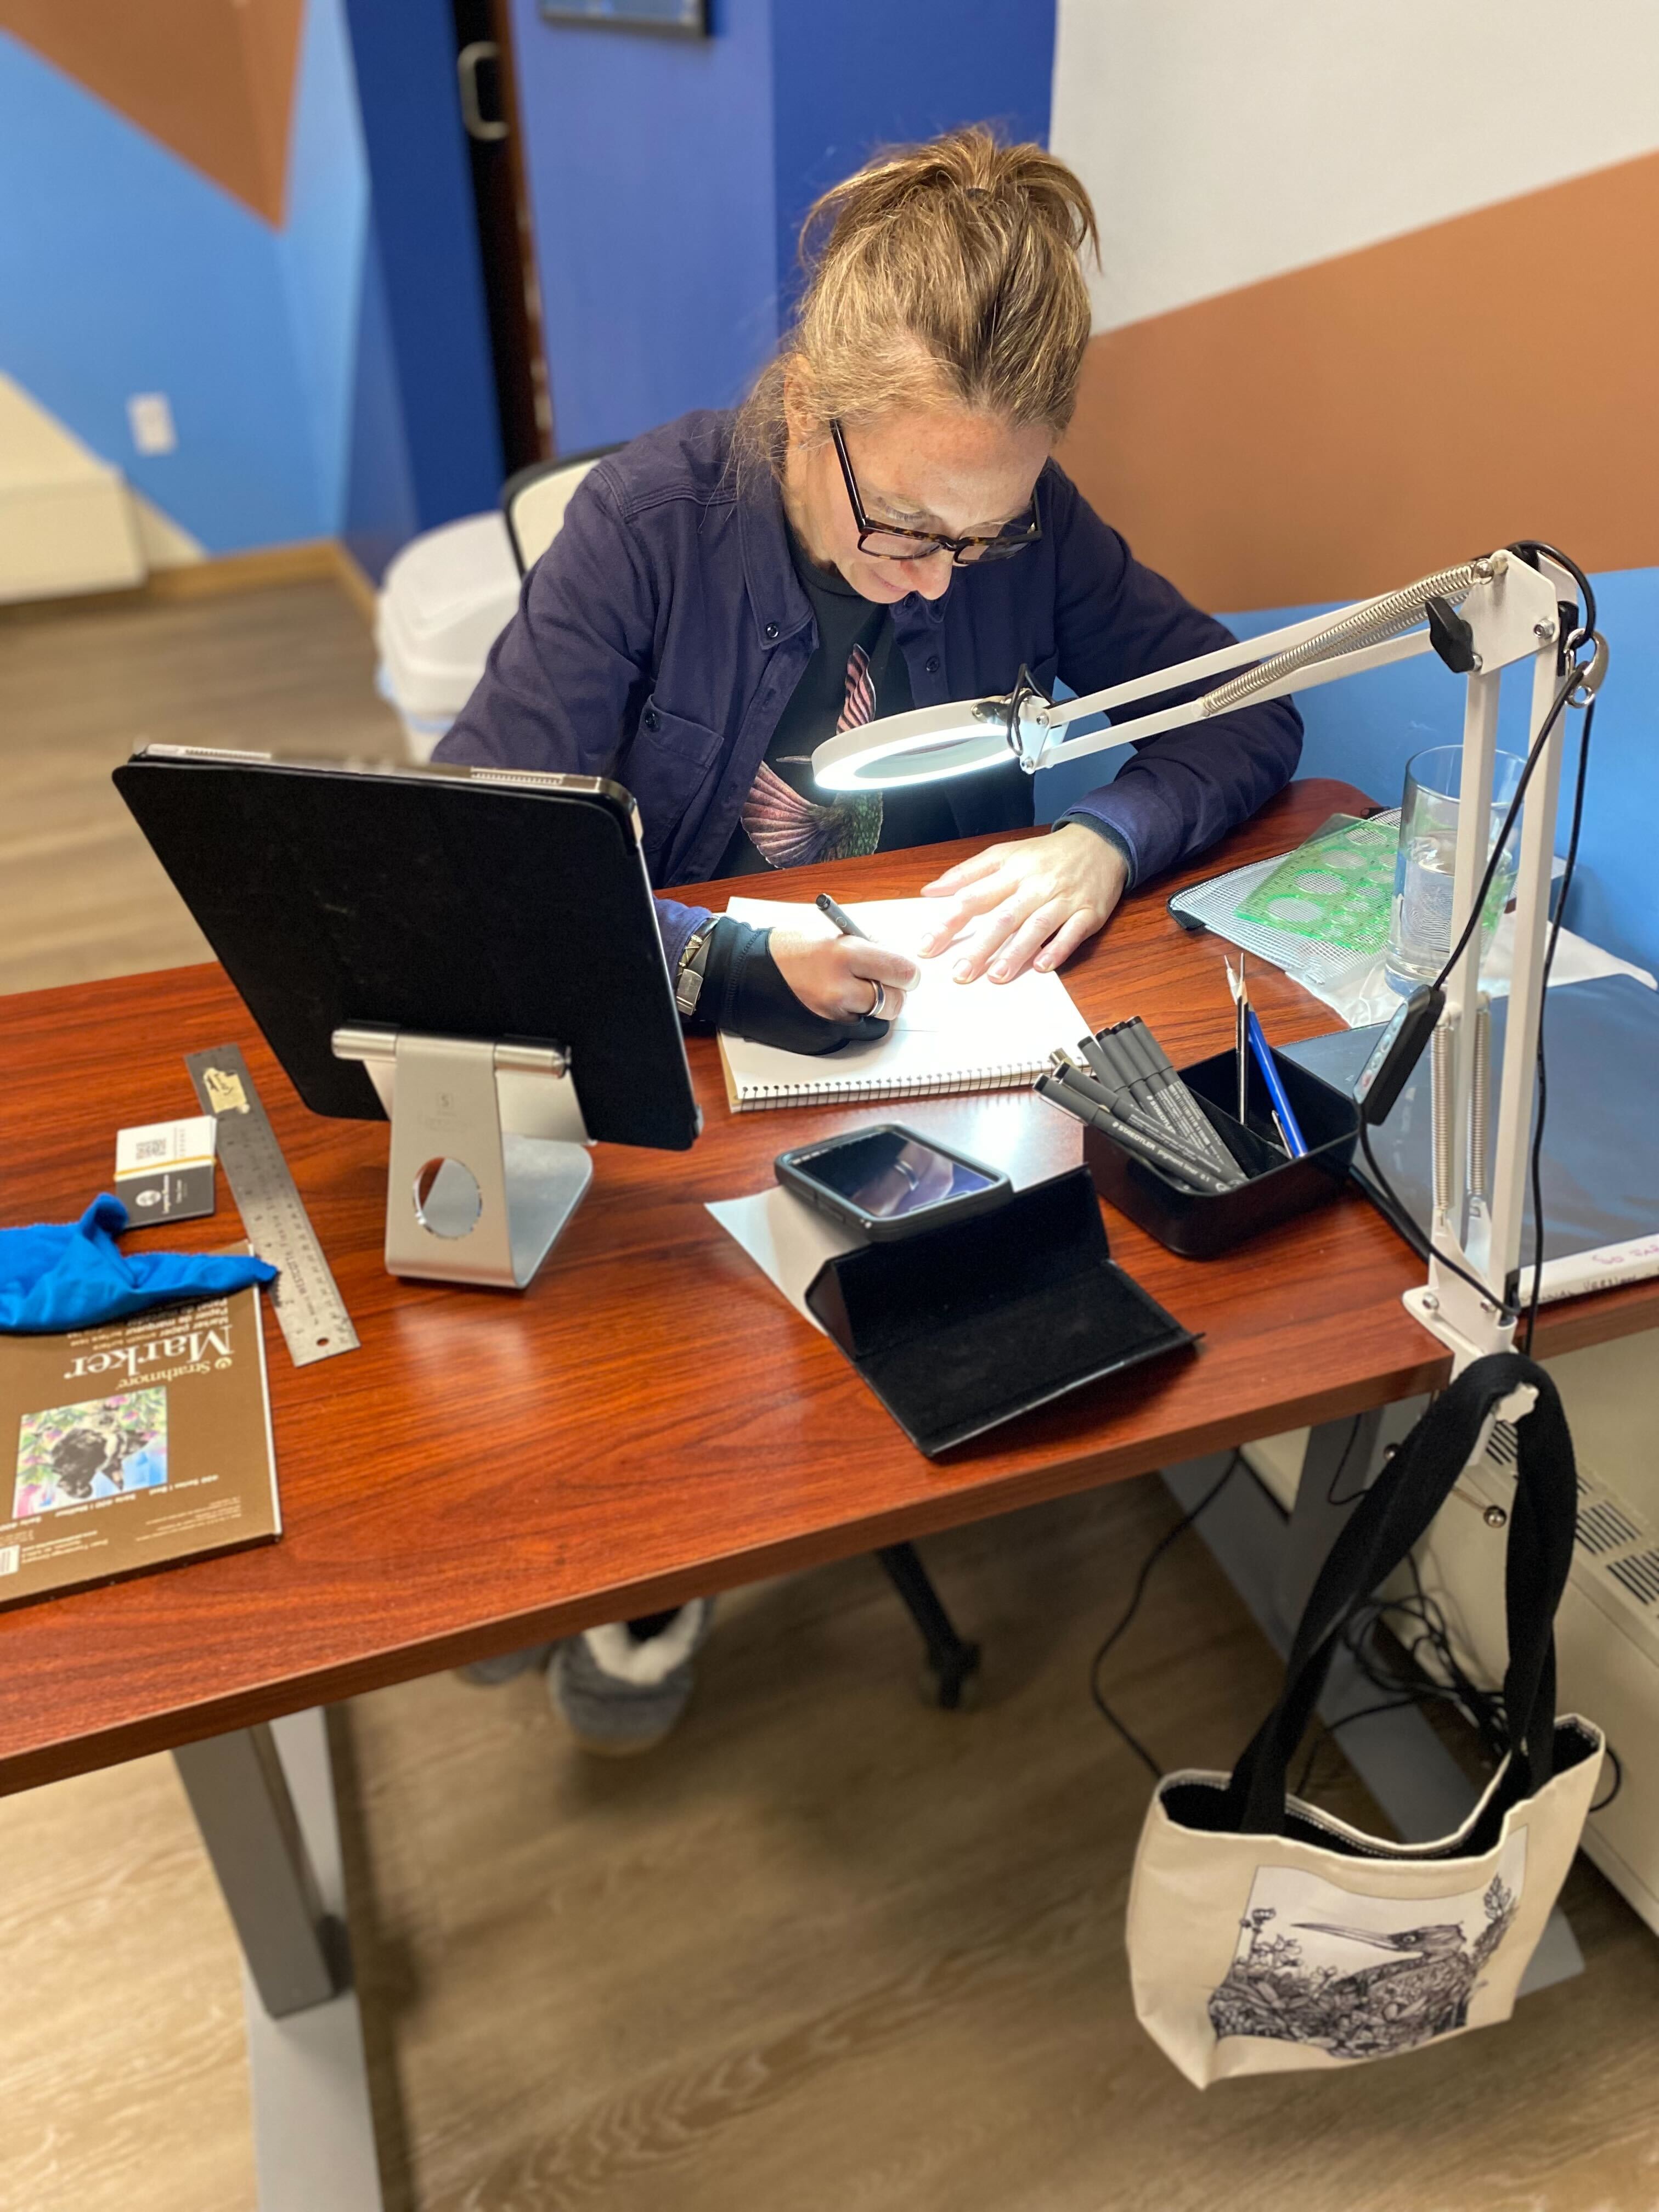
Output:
[{"xmin": 739, "ymin": 125, "xmax": 1098, "ymax": 478}]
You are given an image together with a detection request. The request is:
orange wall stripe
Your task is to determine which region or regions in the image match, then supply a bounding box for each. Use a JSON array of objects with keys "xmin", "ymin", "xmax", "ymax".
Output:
[
  {"xmin": 1059, "ymin": 150, "xmax": 1659, "ymax": 612},
  {"xmin": 0, "ymin": 0, "xmax": 304, "ymax": 225}
]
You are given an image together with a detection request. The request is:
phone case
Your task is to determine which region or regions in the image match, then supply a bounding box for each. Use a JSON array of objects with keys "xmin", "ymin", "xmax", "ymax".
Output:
[{"xmin": 775, "ymin": 1124, "xmax": 1012, "ymax": 1242}]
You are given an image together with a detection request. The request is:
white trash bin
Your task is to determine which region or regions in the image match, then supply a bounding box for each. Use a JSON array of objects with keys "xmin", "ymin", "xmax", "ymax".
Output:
[{"xmin": 375, "ymin": 511, "xmax": 521, "ymax": 763}]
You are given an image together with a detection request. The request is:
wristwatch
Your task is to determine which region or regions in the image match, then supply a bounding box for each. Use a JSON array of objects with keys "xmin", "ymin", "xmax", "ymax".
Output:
[{"xmin": 674, "ymin": 922, "xmax": 718, "ymax": 1015}]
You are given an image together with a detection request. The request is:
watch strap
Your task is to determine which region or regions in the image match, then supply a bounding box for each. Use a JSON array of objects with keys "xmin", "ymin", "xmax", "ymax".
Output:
[{"xmin": 674, "ymin": 922, "xmax": 717, "ymax": 1015}]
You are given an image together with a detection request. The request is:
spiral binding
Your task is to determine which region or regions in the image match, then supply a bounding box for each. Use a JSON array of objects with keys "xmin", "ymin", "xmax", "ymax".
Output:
[{"xmin": 735, "ymin": 1061, "xmax": 1042, "ymax": 1110}]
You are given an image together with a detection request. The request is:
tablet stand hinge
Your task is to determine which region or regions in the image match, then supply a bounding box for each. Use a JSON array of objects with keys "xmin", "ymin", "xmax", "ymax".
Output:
[{"xmin": 332, "ymin": 1026, "xmax": 592, "ymax": 1290}]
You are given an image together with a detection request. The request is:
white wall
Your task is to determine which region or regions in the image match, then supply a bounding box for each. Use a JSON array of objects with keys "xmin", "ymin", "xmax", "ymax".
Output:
[{"xmin": 1051, "ymin": 0, "xmax": 1659, "ymax": 331}]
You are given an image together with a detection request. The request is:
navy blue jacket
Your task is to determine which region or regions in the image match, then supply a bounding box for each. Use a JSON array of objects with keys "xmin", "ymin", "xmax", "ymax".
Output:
[{"xmin": 437, "ymin": 411, "xmax": 1301, "ymax": 969}]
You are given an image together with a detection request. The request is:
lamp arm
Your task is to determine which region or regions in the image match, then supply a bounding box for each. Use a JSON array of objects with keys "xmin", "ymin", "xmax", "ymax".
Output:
[
  {"xmin": 1026, "ymin": 626, "xmax": 1435, "ymax": 771},
  {"xmin": 1025, "ymin": 553, "xmax": 1491, "ymax": 769},
  {"xmin": 812, "ymin": 548, "xmax": 1534, "ymax": 806},
  {"xmin": 1037, "ymin": 591, "xmax": 1415, "ymax": 730}
]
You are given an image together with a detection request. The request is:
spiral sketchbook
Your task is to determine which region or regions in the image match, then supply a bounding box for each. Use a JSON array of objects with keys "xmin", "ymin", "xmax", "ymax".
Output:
[{"xmin": 718, "ymin": 895, "xmax": 1088, "ymax": 1111}]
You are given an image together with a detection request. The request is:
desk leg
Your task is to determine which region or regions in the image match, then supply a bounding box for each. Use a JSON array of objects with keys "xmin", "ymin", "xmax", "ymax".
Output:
[
  {"xmin": 174, "ymin": 1713, "xmax": 386, "ymax": 2211},
  {"xmin": 1161, "ymin": 1427, "xmax": 1583, "ymax": 1999},
  {"xmin": 876, "ymin": 1542, "xmax": 982, "ymax": 1709}
]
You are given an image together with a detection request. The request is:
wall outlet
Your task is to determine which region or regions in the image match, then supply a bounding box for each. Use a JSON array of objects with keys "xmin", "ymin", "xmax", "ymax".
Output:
[{"xmin": 127, "ymin": 393, "xmax": 177, "ymax": 456}]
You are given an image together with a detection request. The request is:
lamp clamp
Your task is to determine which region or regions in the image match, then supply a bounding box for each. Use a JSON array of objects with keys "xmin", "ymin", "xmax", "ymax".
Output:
[{"xmin": 986, "ymin": 663, "xmax": 1055, "ymax": 774}]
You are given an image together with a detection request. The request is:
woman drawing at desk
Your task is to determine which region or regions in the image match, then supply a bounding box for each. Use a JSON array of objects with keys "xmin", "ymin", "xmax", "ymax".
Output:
[{"xmin": 437, "ymin": 127, "xmax": 1301, "ymax": 1748}]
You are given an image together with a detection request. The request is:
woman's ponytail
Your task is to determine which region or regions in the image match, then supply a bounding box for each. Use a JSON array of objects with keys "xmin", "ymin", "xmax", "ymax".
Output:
[{"xmin": 738, "ymin": 125, "xmax": 1099, "ymax": 477}]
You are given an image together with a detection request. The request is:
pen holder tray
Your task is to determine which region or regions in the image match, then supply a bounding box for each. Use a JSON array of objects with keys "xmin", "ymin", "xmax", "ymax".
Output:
[
  {"xmin": 1084, "ymin": 1049, "xmax": 1359, "ymax": 1260},
  {"xmin": 805, "ymin": 1168, "xmax": 1194, "ymax": 1458}
]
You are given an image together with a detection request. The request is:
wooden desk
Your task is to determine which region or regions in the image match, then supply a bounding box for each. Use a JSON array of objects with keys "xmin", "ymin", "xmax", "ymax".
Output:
[{"xmin": 3, "ymin": 776, "xmax": 1654, "ymax": 1799}]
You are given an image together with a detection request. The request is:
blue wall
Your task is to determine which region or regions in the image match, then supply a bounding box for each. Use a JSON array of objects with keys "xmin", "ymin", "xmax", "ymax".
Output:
[
  {"xmin": 1039, "ymin": 567, "xmax": 1659, "ymax": 979},
  {"xmin": 0, "ymin": 0, "xmax": 496, "ymax": 574},
  {"xmin": 2, "ymin": 0, "xmax": 1059, "ymax": 554},
  {"xmin": 278, "ymin": 0, "xmax": 371, "ymax": 537},
  {"xmin": 508, "ymin": 0, "xmax": 1058, "ymax": 456},
  {"xmin": 1228, "ymin": 570, "xmax": 1659, "ymax": 978},
  {"xmin": 505, "ymin": 0, "xmax": 781, "ymax": 454},
  {"xmin": 0, "ymin": 28, "xmax": 324, "ymax": 551},
  {"xmin": 768, "ymin": 1, "xmax": 1057, "ymax": 312}
]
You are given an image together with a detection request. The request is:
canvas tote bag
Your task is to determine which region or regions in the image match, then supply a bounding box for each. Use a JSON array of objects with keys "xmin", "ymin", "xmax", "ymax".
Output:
[{"xmin": 1126, "ymin": 1352, "xmax": 1604, "ymax": 2089}]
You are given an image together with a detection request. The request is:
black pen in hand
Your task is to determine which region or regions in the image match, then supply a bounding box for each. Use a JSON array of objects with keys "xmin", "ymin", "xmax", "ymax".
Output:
[{"xmin": 815, "ymin": 891, "xmax": 868, "ymax": 940}]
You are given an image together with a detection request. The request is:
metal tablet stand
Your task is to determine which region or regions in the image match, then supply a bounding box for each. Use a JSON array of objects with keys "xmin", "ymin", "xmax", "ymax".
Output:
[{"xmin": 332, "ymin": 1025, "xmax": 592, "ymax": 1289}]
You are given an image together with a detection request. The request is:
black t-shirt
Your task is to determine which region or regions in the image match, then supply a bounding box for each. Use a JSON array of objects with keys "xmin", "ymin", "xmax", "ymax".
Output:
[{"xmin": 717, "ymin": 529, "xmax": 957, "ymax": 878}]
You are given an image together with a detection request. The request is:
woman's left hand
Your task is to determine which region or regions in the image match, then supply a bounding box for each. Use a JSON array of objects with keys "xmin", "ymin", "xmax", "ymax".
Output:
[{"xmin": 916, "ymin": 823, "xmax": 1130, "ymax": 983}]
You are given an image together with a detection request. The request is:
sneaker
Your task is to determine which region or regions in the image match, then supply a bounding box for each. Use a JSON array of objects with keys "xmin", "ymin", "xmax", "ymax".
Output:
[
  {"xmin": 549, "ymin": 1600, "xmax": 714, "ymax": 1754},
  {"xmin": 454, "ymin": 1643, "xmax": 553, "ymax": 1687}
]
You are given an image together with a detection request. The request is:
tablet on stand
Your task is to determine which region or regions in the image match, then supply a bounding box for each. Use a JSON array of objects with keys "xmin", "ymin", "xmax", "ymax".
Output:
[{"xmin": 115, "ymin": 748, "xmax": 700, "ymax": 1291}]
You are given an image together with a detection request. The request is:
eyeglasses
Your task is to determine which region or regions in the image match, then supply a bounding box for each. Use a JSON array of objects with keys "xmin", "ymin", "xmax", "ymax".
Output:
[{"xmin": 830, "ymin": 420, "xmax": 1042, "ymax": 566}]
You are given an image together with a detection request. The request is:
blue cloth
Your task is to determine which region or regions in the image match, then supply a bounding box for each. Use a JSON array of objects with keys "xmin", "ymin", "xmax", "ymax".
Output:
[
  {"xmin": 0, "ymin": 1195, "xmax": 278, "ymax": 1334},
  {"xmin": 435, "ymin": 409, "xmax": 1303, "ymax": 970}
]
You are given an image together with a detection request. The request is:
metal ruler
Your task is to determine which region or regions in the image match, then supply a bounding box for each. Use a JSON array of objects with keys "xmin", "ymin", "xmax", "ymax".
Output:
[{"xmin": 187, "ymin": 1043, "xmax": 360, "ymax": 1368}]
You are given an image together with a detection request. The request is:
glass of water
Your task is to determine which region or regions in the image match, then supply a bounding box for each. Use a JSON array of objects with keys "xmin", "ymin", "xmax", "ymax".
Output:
[{"xmin": 1385, "ymin": 743, "xmax": 1525, "ymax": 991}]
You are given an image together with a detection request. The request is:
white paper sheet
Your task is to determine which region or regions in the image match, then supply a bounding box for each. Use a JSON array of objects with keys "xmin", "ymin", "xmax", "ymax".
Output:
[
  {"xmin": 719, "ymin": 895, "xmax": 1090, "ymax": 1101},
  {"xmin": 705, "ymin": 1186, "xmax": 860, "ymax": 1332}
]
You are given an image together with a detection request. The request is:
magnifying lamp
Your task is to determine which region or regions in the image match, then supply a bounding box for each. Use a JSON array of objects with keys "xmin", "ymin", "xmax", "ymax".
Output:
[
  {"xmin": 814, "ymin": 557, "xmax": 1504, "ymax": 792},
  {"xmin": 814, "ymin": 548, "xmax": 1607, "ymax": 1374}
]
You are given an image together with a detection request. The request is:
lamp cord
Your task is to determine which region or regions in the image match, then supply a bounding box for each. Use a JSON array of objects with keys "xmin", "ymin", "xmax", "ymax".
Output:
[
  {"xmin": 1093, "ymin": 546, "xmax": 1611, "ymax": 1804},
  {"xmin": 1359, "ymin": 600, "xmax": 1604, "ymax": 1327},
  {"xmin": 1088, "ymin": 1454, "xmax": 1242, "ymax": 1779},
  {"xmin": 1522, "ymin": 691, "xmax": 1596, "ymax": 1352}
]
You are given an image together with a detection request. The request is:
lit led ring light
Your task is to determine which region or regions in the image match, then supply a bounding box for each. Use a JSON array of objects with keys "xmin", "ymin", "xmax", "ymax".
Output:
[{"xmin": 812, "ymin": 667, "xmax": 1062, "ymax": 791}]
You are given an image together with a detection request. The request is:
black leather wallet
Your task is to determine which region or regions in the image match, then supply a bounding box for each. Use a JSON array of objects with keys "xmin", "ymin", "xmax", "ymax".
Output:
[{"xmin": 805, "ymin": 1167, "xmax": 1195, "ymax": 1457}]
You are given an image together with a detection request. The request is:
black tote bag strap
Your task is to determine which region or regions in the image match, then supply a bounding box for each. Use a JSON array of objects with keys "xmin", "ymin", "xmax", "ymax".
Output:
[{"xmin": 1222, "ymin": 1352, "xmax": 1577, "ymax": 1836}]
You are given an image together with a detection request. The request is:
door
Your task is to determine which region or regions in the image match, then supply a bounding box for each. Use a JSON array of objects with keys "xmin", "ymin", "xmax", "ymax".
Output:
[{"xmin": 452, "ymin": 0, "xmax": 554, "ymax": 473}]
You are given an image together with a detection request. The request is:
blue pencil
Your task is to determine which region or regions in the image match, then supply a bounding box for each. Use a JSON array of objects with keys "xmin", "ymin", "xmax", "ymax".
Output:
[{"xmin": 1245, "ymin": 1007, "xmax": 1308, "ymax": 1157}]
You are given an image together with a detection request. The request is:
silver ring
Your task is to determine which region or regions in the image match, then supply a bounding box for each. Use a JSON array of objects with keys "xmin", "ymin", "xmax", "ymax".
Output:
[{"xmin": 865, "ymin": 979, "xmax": 887, "ymax": 1019}]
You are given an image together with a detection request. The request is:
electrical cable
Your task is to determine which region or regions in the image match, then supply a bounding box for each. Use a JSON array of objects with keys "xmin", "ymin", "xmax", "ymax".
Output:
[
  {"xmin": 1290, "ymin": 1545, "xmax": 1515, "ymax": 1802},
  {"xmin": 1522, "ymin": 691, "xmax": 1597, "ymax": 1351},
  {"xmin": 1429, "ymin": 661, "xmax": 1576, "ymax": 997},
  {"xmin": 1359, "ymin": 1117, "xmax": 1517, "ymax": 1316},
  {"xmin": 1088, "ymin": 1454, "xmax": 1242, "ymax": 1779},
  {"xmin": 1323, "ymin": 1414, "xmax": 1368, "ymax": 1506},
  {"xmin": 1592, "ymin": 1744, "xmax": 1623, "ymax": 1815},
  {"xmin": 1096, "ymin": 550, "xmax": 1608, "ymax": 1805},
  {"xmin": 1360, "ymin": 610, "xmax": 1603, "ymax": 1328}
]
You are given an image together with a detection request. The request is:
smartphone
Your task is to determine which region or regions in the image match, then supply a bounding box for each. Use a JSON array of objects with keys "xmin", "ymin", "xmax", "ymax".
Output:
[{"xmin": 774, "ymin": 1124, "xmax": 1012, "ymax": 1242}]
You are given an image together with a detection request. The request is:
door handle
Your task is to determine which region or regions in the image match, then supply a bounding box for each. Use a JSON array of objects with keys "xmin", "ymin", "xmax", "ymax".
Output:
[{"xmin": 457, "ymin": 41, "xmax": 509, "ymax": 142}]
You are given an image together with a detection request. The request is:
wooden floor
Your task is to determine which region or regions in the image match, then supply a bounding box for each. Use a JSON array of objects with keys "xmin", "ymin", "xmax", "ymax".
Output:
[
  {"xmin": 0, "ymin": 579, "xmax": 405, "ymax": 995},
  {"xmin": 3, "ymin": 583, "xmax": 1658, "ymax": 2212}
]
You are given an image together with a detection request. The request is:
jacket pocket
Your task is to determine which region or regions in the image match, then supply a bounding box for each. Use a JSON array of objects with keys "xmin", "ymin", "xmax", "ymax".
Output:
[
  {"xmin": 620, "ymin": 699, "xmax": 726, "ymax": 861},
  {"xmin": 630, "ymin": 697, "xmax": 723, "ymax": 768}
]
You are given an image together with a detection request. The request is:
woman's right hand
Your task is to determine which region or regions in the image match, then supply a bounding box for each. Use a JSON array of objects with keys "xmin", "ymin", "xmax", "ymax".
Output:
[{"xmin": 769, "ymin": 927, "xmax": 921, "ymax": 1024}]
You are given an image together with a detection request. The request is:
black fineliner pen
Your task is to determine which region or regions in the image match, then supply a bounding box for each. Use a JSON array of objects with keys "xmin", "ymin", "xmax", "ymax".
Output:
[
  {"xmin": 815, "ymin": 891, "xmax": 868, "ymax": 939},
  {"xmin": 1051, "ymin": 1060, "xmax": 1217, "ymax": 1182},
  {"xmin": 1035, "ymin": 1074, "xmax": 1234, "ymax": 1197}
]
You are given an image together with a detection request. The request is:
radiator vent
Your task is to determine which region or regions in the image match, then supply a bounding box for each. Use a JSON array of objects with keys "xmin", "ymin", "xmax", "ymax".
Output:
[
  {"xmin": 1471, "ymin": 1435, "xmax": 1657, "ymax": 1644},
  {"xmin": 1607, "ymin": 1549, "xmax": 1659, "ymax": 1610},
  {"xmin": 1577, "ymin": 1498, "xmax": 1644, "ymax": 1556}
]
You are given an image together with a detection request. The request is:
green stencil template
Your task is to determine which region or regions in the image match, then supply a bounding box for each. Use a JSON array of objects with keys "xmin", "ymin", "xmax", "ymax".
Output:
[{"xmin": 1233, "ymin": 815, "xmax": 1398, "ymax": 954}]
